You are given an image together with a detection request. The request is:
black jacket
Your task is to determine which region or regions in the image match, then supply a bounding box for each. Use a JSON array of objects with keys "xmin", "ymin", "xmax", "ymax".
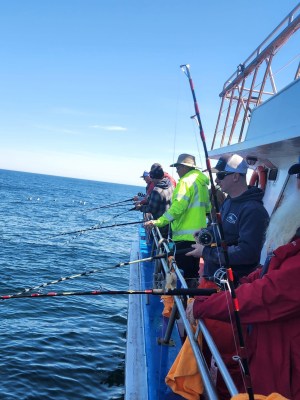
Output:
[
  {"xmin": 203, "ymin": 187, "xmax": 269, "ymax": 280},
  {"xmin": 140, "ymin": 178, "xmax": 173, "ymax": 220}
]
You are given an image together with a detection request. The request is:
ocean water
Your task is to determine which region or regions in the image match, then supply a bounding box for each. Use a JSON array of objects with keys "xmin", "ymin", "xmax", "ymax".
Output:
[{"xmin": 0, "ymin": 169, "xmax": 143, "ymax": 400}]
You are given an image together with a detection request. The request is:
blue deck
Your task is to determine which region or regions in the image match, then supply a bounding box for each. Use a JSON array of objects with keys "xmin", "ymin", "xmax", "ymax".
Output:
[{"xmin": 138, "ymin": 226, "xmax": 185, "ymax": 400}]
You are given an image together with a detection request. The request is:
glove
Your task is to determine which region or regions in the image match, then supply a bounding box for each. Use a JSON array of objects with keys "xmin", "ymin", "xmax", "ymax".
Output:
[
  {"xmin": 185, "ymin": 298, "xmax": 196, "ymax": 326},
  {"xmin": 186, "ymin": 243, "xmax": 204, "ymax": 257}
]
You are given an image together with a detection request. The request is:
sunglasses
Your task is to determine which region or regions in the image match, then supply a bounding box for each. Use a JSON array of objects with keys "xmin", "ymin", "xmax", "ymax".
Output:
[{"xmin": 216, "ymin": 171, "xmax": 234, "ymax": 180}]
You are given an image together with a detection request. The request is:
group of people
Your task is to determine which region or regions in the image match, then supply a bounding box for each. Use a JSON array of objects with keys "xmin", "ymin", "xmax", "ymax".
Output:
[
  {"xmin": 135, "ymin": 154, "xmax": 211, "ymax": 287},
  {"xmin": 136, "ymin": 152, "xmax": 300, "ymax": 399}
]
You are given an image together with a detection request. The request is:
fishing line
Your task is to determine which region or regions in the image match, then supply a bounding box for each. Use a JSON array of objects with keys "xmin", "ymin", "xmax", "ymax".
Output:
[
  {"xmin": 181, "ymin": 64, "xmax": 254, "ymax": 400},
  {"xmin": 197, "ymin": 214, "xmax": 247, "ymax": 393}
]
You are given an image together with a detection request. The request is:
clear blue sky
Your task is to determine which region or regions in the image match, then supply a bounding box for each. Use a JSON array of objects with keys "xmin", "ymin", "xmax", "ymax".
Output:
[{"xmin": 0, "ymin": 0, "xmax": 299, "ymax": 186}]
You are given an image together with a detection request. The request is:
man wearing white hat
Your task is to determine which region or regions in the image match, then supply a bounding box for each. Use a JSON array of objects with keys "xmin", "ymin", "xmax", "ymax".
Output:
[
  {"xmin": 186, "ymin": 153, "xmax": 269, "ymax": 398},
  {"xmin": 187, "ymin": 153, "xmax": 269, "ymax": 283}
]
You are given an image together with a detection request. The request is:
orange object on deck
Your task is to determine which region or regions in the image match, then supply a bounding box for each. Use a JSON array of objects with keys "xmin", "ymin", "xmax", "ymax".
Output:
[
  {"xmin": 161, "ymin": 295, "xmax": 174, "ymax": 318},
  {"xmin": 165, "ymin": 326, "xmax": 203, "ymax": 400}
]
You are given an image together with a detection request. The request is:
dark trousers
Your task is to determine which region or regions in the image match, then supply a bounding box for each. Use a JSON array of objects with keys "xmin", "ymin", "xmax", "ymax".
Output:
[{"xmin": 174, "ymin": 241, "xmax": 200, "ymax": 288}]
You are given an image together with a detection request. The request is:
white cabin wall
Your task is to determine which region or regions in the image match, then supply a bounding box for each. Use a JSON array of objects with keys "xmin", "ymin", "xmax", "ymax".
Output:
[
  {"xmin": 244, "ymin": 78, "xmax": 300, "ymax": 145},
  {"xmin": 209, "ymin": 79, "xmax": 300, "ymax": 266}
]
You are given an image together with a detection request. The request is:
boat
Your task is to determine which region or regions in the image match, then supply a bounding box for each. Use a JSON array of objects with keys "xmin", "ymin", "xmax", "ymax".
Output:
[{"xmin": 125, "ymin": 4, "xmax": 300, "ymax": 400}]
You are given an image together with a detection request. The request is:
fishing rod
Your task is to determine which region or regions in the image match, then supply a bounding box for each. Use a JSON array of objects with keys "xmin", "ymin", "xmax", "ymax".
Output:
[
  {"xmin": 12, "ymin": 247, "xmax": 200, "ymax": 297},
  {"xmin": 63, "ymin": 207, "xmax": 137, "ymax": 246},
  {"xmin": 1, "ymin": 287, "xmax": 217, "ymax": 301},
  {"xmin": 181, "ymin": 64, "xmax": 254, "ymax": 400},
  {"xmin": 106, "ymin": 206, "xmax": 136, "ymax": 220},
  {"xmin": 12, "ymin": 253, "xmax": 169, "ymax": 296},
  {"xmin": 83, "ymin": 197, "xmax": 135, "ymax": 213},
  {"xmin": 50, "ymin": 220, "xmax": 144, "ymax": 238}
]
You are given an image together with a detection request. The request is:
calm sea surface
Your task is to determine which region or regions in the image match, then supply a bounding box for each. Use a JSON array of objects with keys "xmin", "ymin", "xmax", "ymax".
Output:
[{"xmin": 0, "ymin": 169, "xmax": 143, "ymax": 400}]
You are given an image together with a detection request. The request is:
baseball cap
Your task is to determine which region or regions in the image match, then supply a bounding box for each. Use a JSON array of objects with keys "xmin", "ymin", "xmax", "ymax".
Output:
[
  {"xmin": 140, "ymin": 171, "xmax": 150, "ymax": 178},
  {"xmin": 212, "ymin": 154, "xmax": 248, "ymax": 174}
]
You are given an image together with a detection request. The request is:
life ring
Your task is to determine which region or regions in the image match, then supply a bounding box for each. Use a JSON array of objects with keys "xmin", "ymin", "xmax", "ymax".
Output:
[{"xmin": 249, "ymin": 165, "xmax": 267, "ymax": 191}]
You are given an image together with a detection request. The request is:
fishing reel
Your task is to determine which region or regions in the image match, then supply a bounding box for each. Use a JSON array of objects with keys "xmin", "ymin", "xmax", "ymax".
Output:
[
  {"xmin": 205, "ymin": 267, "xmax": 228, "ymax": 290},
  {"xmin": 195, "ymin": 228, "xmax": 215, "ymax": 246},
  {"xmin": 213, "ymin": 267, "xmax": 228, "ymax": 289}
]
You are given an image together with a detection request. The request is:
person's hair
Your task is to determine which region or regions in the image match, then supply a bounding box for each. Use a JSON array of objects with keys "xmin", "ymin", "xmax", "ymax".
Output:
[{"xmin": 150, "ymin": 164, "xmax": 164, "ymax": 179}]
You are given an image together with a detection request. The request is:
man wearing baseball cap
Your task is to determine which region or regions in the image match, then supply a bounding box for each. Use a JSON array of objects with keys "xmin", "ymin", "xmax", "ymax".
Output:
[
  {"xmin": 188, "ymin": 153, "xmax": 269, "ymax": 282},
  {"xmin": 186, "ymin": 153, "xmax": 269, "ymax": 397},
  {"xmin": 135, "ymin": 170, "xmax": 155, "ymax": 206}
]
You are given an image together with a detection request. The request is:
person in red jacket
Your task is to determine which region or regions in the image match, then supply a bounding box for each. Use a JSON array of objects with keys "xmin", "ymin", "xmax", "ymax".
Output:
[
  {"xmin": 187, "ymin": 161, "xmax": 300, "ymax": 399},
  {"xmin": 164, "ymin": 171, "xmax": 177, "ymax": 188},
  {"xmin": 134, "ymin": 171, "xmax": 155, "ymax": 205}
]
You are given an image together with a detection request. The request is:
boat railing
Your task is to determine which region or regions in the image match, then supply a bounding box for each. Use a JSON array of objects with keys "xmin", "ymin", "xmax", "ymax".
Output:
[
  {"xmin": 211, "ymin": 3, "xmax": 300, "ymax": 150},
  {"xmin": 148, "ymin": 224, "xmax": 239, "ymax": 399}
]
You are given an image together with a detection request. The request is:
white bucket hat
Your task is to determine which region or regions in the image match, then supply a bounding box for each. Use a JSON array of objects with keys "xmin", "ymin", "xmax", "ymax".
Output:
[{"xmin": 170, "ymin": 153, "xmax": 197, "ymax": 168}]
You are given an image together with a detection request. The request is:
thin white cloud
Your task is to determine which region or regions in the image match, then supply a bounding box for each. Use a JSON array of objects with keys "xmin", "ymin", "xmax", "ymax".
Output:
[
  {"xmin": 89, "ymin": 125, "xmax": 128, "ymax": 131},
  {"xmin": 34, "ymin": 124, "xmax": 80, "ymax": 135}
]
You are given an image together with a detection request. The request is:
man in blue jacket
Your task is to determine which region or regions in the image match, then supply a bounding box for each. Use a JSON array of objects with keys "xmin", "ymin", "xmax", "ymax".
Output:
[
  {"xmin": 186, "ymin": 154, "xmax": 270, "ymax": 398},
  {"xmin": 187, "ymin": 153, "xmax": 269, "ymax": 282}
]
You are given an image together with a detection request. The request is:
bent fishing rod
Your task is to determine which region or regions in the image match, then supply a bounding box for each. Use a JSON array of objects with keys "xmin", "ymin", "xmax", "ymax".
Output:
[
  {"xmin": 181, "ymin": 64, "xmax": 254, "ymax": 400},
  {"xmin": 1, "ymin": 288, "xmax": 217, "ymax": 301},
  {"xmin": 50, "ymin": 218, "xmax": 143, "ymax": 238}
]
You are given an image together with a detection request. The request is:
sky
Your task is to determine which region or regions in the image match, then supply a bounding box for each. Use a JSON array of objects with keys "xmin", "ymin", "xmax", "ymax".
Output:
[{"xmin": 0, "ymin": 0, "xmax": 299, "ymax": 186}]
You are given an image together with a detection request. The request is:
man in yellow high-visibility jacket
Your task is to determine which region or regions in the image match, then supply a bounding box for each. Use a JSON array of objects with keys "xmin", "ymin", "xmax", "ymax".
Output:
[{"xmin": 145, "ymin": 153, "xmax": 211, "ymax": 287}]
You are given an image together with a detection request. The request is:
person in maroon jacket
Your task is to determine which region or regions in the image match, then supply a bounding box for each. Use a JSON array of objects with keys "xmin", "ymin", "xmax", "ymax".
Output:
[{"xmin": 187, "ymin": 161, "xmax": 300, "ymax": 399}]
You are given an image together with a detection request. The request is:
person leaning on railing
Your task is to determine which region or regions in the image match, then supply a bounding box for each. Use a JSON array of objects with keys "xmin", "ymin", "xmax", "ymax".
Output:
[
  {"xmin": 144, "ymin": 153, "xmax": 211, "ymax": 288},
  {"xmin": 134, "ymin": 170, "xmax": 155, "ymax": 206},
  {"xmin": 135, "ymin": 163, "xmax": 174, "ymax": 238}
]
